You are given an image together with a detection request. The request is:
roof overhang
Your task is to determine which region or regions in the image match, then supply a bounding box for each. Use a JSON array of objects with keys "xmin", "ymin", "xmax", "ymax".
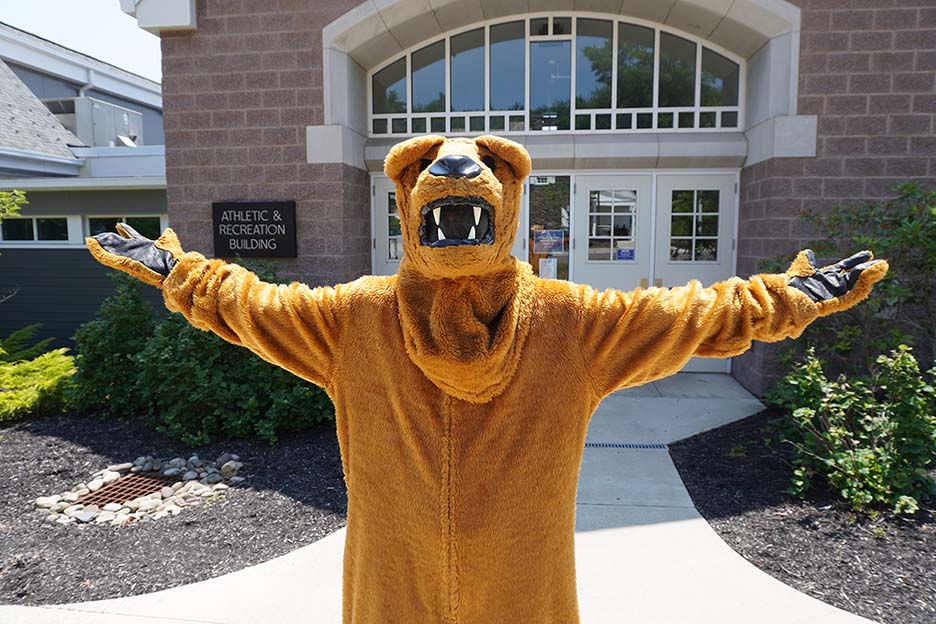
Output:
[
  {"xmin": 323, "ymin": 0, "xmax": 800, "ymax": 70},
  {"xmin": 0, "ymin": 147, "xmax": 83, "ymax": 177},
  {"xmin": 0, "ymin": 175, "xmax": 165, "ymax": 191},
  {"xmin": 119, "ymin": 0, "xmax": 197, "ymax": 36},
  {"xmin": 0, "ymin": 24, "xmax": 162, "ymax": 109}
]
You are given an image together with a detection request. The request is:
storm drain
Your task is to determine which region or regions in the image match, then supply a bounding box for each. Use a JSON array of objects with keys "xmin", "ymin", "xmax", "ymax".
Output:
[
  {"xmin": 584, "ymin": 442, "xmax": 668, "ymax": 450},
  {"xmin": 77, "ymin": 472, "xmax": 178, "ymax": 507}
]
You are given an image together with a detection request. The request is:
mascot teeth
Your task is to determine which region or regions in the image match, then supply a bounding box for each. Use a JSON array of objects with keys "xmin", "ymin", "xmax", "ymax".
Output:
[{"xmin": 419, "ymin": 196, "xmax": 495, "ymax": 247}]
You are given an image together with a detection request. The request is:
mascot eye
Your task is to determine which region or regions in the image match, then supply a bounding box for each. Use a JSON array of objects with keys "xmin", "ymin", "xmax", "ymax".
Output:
[
  {"xmin": 481, "ymin": 155, "xmax": 496, "ymax": 171},
  {"xmin": 419, "ymin": 158, "xmax": 432, "ymax": 172}
]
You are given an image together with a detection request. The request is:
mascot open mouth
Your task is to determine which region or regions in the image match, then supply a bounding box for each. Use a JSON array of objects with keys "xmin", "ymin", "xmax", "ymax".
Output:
[{"xmin": 419, "ymin": 196, "xmax": 494, "ymax": 247}]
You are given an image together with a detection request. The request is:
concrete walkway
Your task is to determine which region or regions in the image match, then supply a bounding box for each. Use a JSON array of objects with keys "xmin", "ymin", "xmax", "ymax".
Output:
[{"xmin": 0, "ymin": 374, "xmax": 877, "ymax": 624}]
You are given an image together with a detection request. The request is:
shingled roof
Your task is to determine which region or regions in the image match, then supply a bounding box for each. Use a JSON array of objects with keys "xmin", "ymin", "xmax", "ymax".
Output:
[{"xmin": 0, "ymin": 58, "xmax": 83, "ymax": 160}]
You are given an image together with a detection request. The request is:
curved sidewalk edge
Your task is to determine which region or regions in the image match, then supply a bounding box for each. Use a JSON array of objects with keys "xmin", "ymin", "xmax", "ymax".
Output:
[{"xmin": 0, "ymin": 374, "xmax": 879, "ymax": 624}]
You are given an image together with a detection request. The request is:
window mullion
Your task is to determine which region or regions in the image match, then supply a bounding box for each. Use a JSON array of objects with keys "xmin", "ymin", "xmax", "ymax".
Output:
[
  {"xmin": 652, "ymin": 28, "xmax": 660, "ymax": 128},
  {"xmin": 693, "ymin": 40, "xmax": 701, "ymax": 128}
]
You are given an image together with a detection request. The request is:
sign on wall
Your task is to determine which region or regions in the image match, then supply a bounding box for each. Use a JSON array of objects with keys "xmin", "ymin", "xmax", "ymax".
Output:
[
  {"xmin": 532, "ymin": 229, "xmax": 564, "ymax": 254},
  {"xmin": 212, "ymin": 201, "xmax": 297, "ymax": 257}
]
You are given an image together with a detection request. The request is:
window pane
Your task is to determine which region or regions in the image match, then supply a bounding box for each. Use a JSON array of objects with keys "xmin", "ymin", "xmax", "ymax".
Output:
[
  {"xmin": 531, "ymin": 17, "xmax": 549, "ymax": 36},
  {"xmin": 701, "ymin": 48, "xmax": 739, "ymax": 107},
  {"xmin": 36, "ymin": 218, "xmax": 68, "ymax": 241},
  {"xmin": 672, "ymin": 190, "xmax": 694, "ymax": 213},
  {"xmin": 588, "ymin": 238, "xmax": 611, "ymax": 261},
  {"xmin": 670, "ymin": 239, "xmax": 692, "ymax": 261},
  {"xmin": 372, "ymin": 58, "xmax": 406, "ymax": 114},
  {"xmin": 89, "ymin": 218, "xmax": 117, "ymax": 236},
  {"xmin": 529, "ymin": 176, "xmax": 570, "ymax": 280},
  {"xmin": 125, "ymin": 217, "xmax": 161, "ymax": 239},
  {"xmin": 2, "ymin": 218, "xmax": 33, "ymax": 240},
  {"xmin": 412, "ymin": 41, "xmax": 445, "ymax": 113},
  {"xmin": 553, "ymin": 17, "xmax": 570, "ymax": 35},
  {"xmin": 617, "ymin": 23, "xmax": 654, "ymax": 108},
  {"xmin": 696, "ymin": 239, "xmax": 718, "ymax": 261},
  {"xmin": 659, "ymin": 33, "xmax": 696, "ymax": 107},
  {"xmin": 576, "ymin": 19, "xmax": 612, "ymax": 109},
  {"xmin": 530, "ymin": 40, "xmax": 571, "ymax": 130},
  {"xmin": 490, "ymin": 21, "xmax": 525, "ymax": 111},
  {"xmin": 451, "ymin": 28, "xmax": 484, "ymax": 112}
]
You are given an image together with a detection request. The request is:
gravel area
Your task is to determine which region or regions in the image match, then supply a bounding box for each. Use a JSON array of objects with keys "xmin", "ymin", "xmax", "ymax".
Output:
[
  {"xmin": 0, "ymin": 413, "xmax": 347, "ymax": 605},
  {"xmin": 669, "ymin": 409, "xmax": 935, "ymax": 624}
]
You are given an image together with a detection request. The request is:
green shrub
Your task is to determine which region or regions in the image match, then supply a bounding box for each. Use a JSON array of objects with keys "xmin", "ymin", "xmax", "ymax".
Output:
[
  {"xmin": 134, "ymin": 313, "xmax": 334, "ymax": 445},
  {"xmin": 0, "ymin": 349, "xmax": 75, "ymax": 421},
  {"xmin": 0, "ymin": 324, "xmax": 54, "ymax": 362},
  {"xmin": 68, "ymin": 272, "xmax": 156, "ymax": 416},
  {"xmin": 766, "ymin": 346, "xmax": 936, "ymax": 515},
  {"xmin": 763, "ymin": 183, "xmax": 936, "ymax": 376}
]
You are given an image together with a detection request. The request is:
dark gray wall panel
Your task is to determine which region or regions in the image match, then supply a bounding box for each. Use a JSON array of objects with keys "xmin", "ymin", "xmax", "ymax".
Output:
[
  {"xmin": 18, "ymin": 190, "xmax": 166, "ymax": 216},
  {"xmin": 7, "ymin": 62, "xmax": 81, "ymax": 99},
  {"xmin": 0, "ymin": 249, "xmax": 164, "ymax": 350}
]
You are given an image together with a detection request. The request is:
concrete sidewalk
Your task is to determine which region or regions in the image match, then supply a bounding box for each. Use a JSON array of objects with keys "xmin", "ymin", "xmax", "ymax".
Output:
[{"xmin": 0, "ymin": 374, "xmax": 876, "ymax": 624}]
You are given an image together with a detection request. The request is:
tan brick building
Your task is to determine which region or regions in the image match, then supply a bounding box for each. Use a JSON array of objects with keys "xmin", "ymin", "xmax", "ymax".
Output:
[{"xmin": 120, "ymin": 0, "xmax": 936, "ymax": 395}]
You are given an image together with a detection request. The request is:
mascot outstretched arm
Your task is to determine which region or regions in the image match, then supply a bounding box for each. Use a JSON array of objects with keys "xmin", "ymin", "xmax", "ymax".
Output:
[{"xmin": 87, "ymin": 135, "xmax": 886, "ymax": 624}]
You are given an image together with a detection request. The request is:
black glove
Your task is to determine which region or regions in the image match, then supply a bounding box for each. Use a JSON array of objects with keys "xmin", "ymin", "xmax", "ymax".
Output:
[
  {"xmin": 788, "ymin": 250, "xmax": 882, "ymax": 303},
  {"xmin": 91, "ymin": 223, "xmax": 178, "ymax": 278}
]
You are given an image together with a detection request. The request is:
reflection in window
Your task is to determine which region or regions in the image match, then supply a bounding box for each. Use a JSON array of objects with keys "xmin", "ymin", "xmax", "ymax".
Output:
[
  {"xmin": 36, "ymin": 218, "xmax": 68, "ymax": 241},
  {"xmin": 576, "ymin": 19, "xmax": 612, "ymax": 109},
  {"xmin": 490, "ymin": 21, "xmax": 525, "ymax": 111},
  {"xmin": 529, "ymin": 176, "xmax": 570, "ymax": 280},
  {"xmin": 617, "ymin": 23, "xmax": 654, "ymax": 109},
  {"xmin": 701, "ymin": 49, "xmax": 739, "ymax": 107},
  {"xmin": 530, "ymin": 40, "xmax": 571, "ymax": 130},
  {"xmin": 658, "ymin": 33, "xmax": 696, "ymax": 108},
  {"xmin": 588, "ymin": 190, "xmax": 637, "ymax": 262},
  {"xmin": 670, "ymin": 190, "xmax": 719, "ymax": 262},
  {"xmin": 451, "ymin": 29, "xmax": 484, "ymax": 112},
  {"xmin": 1, "ymin": 218, "xmax": 34, "ymax": 241},
  {"xmin": 90, "ymin": 216, "xmax": 161, "ymax": 239},
  {"xmin": 388, "ymin": 192, "xmax": 403, "ymax": 260},
  {"xmin": 412, "ymin": 41, "xmax": 445, "ymax": 112},
  {"xmin": 372, "ymin": 58, "xmax": 406, "ymax": 114}
]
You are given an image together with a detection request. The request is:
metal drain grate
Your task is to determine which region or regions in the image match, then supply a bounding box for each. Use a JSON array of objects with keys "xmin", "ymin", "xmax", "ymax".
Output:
[
  {"xmin": 77, "ymin": 472, "xmax": 178, "ymax": 507},
  {"xmin": 584, "ymin": 442, "xmax": 668, "ymax": 450}
]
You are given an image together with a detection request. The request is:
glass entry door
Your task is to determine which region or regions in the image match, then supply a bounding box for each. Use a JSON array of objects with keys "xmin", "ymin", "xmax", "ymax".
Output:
[
  {"xmin": 655, "ymin": 173, "xmax": 736, "ymax": 372},
  {"xmin": 372, "ymin": 176, "xmax": 403, "ymax": 276},
  {"xmin": 572, "ymin": 174, "xmax": 652, "ymax": 292}
]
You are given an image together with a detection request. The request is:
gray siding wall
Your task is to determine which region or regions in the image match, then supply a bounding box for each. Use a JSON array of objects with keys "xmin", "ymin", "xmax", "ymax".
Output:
[
  {"xmin": 0, "ymin": 249, "xmax": 164, "ymax": 349},
  {"xmin": 20, "ymin": 189, "xmax": 167, "ymax": 217}
]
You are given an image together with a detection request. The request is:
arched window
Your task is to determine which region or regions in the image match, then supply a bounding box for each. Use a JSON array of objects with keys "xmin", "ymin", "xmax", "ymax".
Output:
[{"xmin": 368, "ymin": 13, "xmax": 743, "ymax": 137}]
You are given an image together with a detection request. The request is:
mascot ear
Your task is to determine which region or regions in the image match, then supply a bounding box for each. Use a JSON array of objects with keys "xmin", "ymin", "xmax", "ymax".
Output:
[
  {"xmin": 474, "ymin": 135, "xmax": 532, "ymax": 181},
  {"xmin": 384, "ymin": 135, "xmax": 446, "ymax": 184}
]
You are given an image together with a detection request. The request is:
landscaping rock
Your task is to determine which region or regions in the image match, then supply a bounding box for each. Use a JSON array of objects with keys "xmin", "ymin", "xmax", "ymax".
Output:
[
  {"xmin": 72, "ymin": 511, "xmax": 97, "ymax": 523},
  {"xmin": 163, "ymin": 468, "xmax": 182, "ymax": 477},
  {"xmin": 108, "ymin": 462, "xmax": 133, "ymax": 473},
  {"xmin": 34, "ymin": 495, "xmax": 60, "ymax": 509},
  {"xmin": 183, "ymin": 470, "xmax": 198, "ymax": 481},
  {"xmin": 102, "ymin": 502, "xmax": 123, "ymax": 512},
  {"xmin": 160, "ymin": 486, "xmax": 175, "ymax": 499},
  {"xmin": 87, "ymin": 479, "xmax": 104, "ymax": 492}
]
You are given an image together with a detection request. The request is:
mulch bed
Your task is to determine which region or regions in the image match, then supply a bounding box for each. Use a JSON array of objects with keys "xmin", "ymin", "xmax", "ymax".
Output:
[
  {"xmin": 0, "ymin": 413, "xmax": 347, "ymax": 605},
  {"xmin": 669, "ymin": 408, "xmax": 935, "ymax": 624}
]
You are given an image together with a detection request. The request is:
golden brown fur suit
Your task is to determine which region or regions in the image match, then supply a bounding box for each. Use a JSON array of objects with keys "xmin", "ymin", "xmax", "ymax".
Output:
[{"xmin": 86, "ymin": 135, "xmax": 887, "ymax": 624}]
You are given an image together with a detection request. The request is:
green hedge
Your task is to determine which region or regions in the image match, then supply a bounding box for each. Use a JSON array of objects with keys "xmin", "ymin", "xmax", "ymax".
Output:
[
  {"xmin": 69, "ymin": 269, "xmax": 334, "ymax": 445},
  {"xmin": 0, "ymin": 348, "xmax": 74, "ymax": 421}
]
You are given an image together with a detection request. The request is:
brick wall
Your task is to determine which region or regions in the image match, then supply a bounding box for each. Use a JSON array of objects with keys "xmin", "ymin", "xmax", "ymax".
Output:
[
  {"xmin": 732, "ymin": 0, "xmax": 936, "ymax": 395},
  {"xmin": 160, "ymin": 0, "xmax": 368, "ymax": 284}
]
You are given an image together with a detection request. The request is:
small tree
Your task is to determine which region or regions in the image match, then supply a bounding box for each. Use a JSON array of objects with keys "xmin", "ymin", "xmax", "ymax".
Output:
[{"xmin": 0, "ymin": 189, "xmax": 27, "ymax": 303}]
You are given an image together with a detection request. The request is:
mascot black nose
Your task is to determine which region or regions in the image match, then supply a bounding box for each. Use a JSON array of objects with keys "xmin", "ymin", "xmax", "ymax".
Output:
[{"xmin": 428, "ymin": 155, "xmax": 482, "ymax": 179}]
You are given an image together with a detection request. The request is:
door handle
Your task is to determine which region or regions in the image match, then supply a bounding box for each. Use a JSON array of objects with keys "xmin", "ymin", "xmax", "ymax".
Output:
[
  {"xmin": 639, "ymin": 278, "xmax": 648, "ymax": 289},
  {"xmin": 654, "ymin": 278, "xmax": 663, "ymax": 287}
]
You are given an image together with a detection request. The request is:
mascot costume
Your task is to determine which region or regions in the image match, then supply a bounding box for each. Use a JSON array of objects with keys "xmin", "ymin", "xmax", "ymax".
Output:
[{"xmin": 87, "ymin": 135, "xmax": 887, "ymax": 624}]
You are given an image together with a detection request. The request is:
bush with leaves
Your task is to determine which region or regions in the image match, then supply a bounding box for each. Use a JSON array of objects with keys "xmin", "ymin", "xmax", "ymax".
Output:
[
  {"xmin": 134, "ymin": 312, "xmax": 334, "ymax": 446},
  {"xmin": 68, "ymin": 272, "xmax": 156, "ymax": 417},
  {"xmin": 0, "ymin": 349, "xmax": 75, "ymax": 421},
  {"xmin": 763, "ymin": 183, "xmax": 936, "ymax": 376},
  {"xmin": 0, "ymin": 324, "xmax": 54, "ymax": 362},
  {"xmin": 766, "ymin": 346, "xmax": 936, "ymax": 515}
]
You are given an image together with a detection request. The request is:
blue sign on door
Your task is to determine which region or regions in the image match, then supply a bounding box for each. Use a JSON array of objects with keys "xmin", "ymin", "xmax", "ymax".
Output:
[
  {"xmin": 533, "ymin": 229, "xmax": 564, "ymax": 254},
  {"xmin": 616, "ymin": 248, "xmax": 635, "ymax": 261}
]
